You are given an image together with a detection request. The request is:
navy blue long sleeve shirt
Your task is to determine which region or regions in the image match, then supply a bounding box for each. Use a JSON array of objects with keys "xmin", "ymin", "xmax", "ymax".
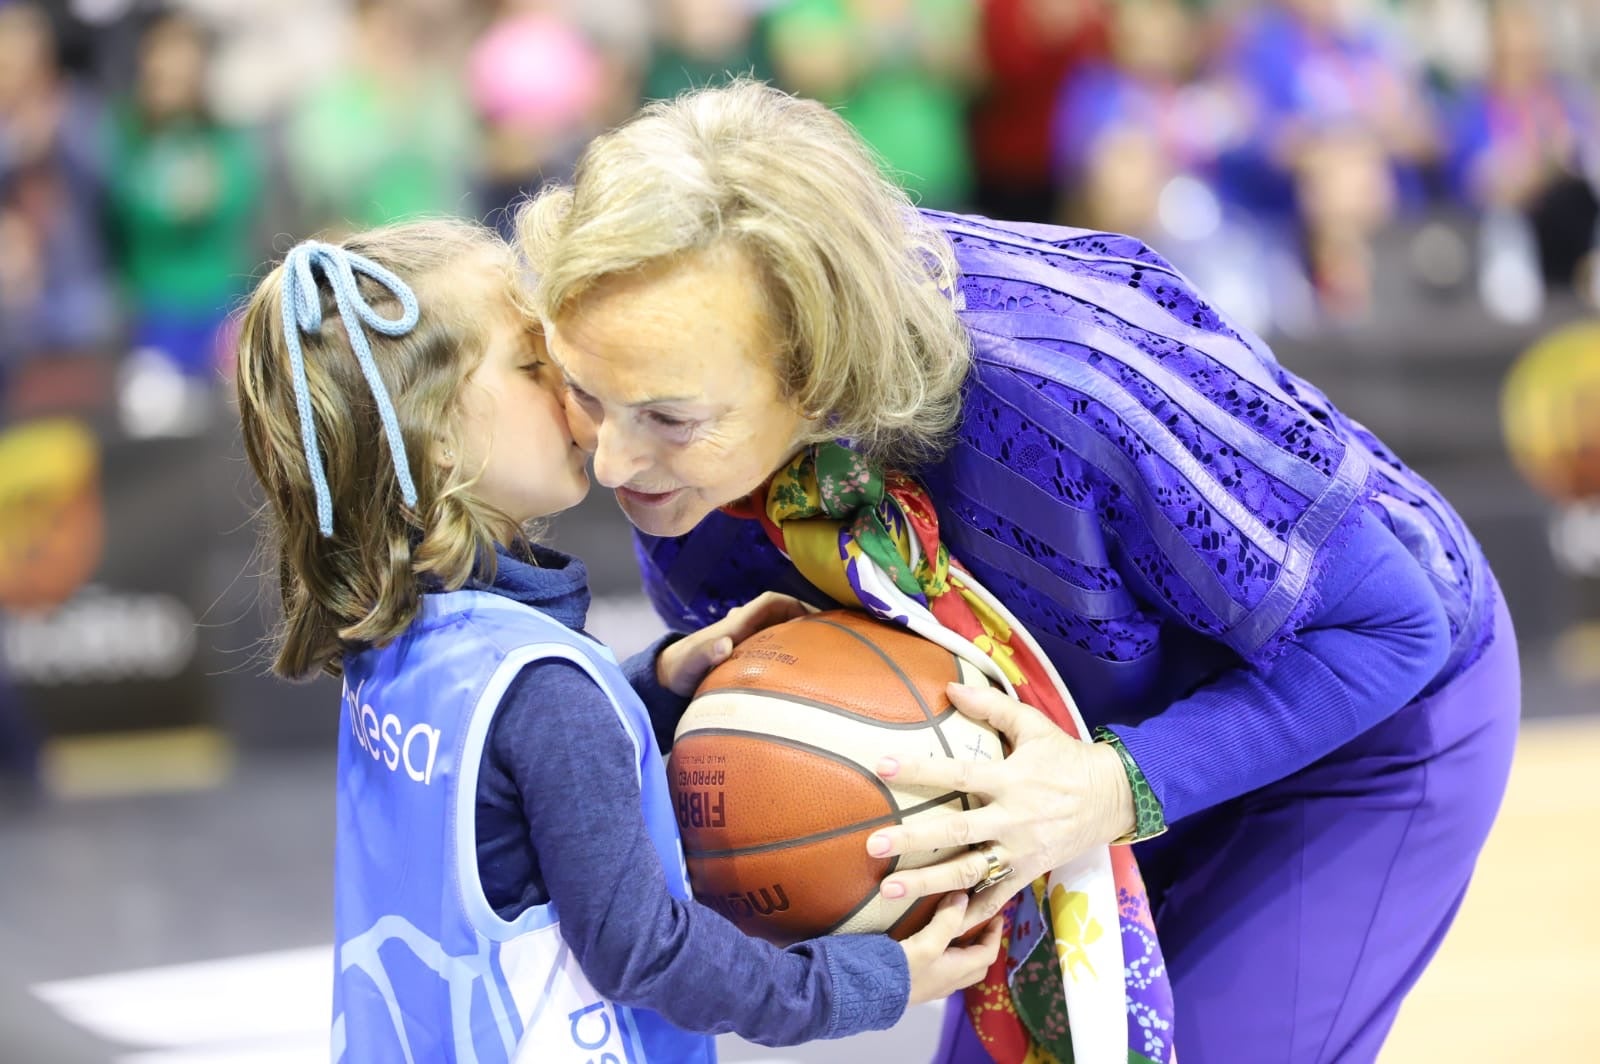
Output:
[{"xmin": 470, "ymin": 545, "xmax": 908, "ymax": 1046}]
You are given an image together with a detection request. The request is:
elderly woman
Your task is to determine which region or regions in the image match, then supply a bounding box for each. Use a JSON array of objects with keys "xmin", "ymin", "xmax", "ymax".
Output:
[{"xmin": 516, "ymin": 82, "xmax": 1518, "ymax": 1064}]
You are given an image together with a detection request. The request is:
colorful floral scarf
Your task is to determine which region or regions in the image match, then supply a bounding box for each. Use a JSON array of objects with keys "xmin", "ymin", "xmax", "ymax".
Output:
[{"xmin": 724, "ymin": 443, "xmax": 1175, "ymax": 1064}]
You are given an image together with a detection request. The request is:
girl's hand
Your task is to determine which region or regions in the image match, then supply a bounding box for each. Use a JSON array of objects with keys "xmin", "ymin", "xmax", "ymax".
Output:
[
  {"xmin": 655, "ymin": 592, "xmax": 813, "ymax": 697},
  {"xmin": 900, "ymin": 892, "xmax": 1005, "ymax": 1005},
  {"xmin": 868, "ymin": 683, "xmax": 1136, "ymax": 931}
]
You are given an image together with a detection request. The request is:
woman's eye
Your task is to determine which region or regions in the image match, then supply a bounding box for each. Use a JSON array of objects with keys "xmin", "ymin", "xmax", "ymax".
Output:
[
  {"xmin": 646, "ymin": 410, "xmax": 694, "ymax": 432},
  {"xmin": 520, "ymin": 360, "xmax": 545, "ymax": 377}
]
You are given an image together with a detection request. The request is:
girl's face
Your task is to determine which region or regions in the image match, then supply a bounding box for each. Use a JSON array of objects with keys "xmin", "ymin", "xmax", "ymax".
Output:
[
  {"xmin": 544, "ymin": 243, "xmax": 811, "ymax": 539},
  {"xmin": 453, "ymin": 302, "xmax": 590, "ymax": 525}
]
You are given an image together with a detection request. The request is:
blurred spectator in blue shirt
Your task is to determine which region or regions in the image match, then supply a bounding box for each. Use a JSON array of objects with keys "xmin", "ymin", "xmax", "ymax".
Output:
[
  {"xmin": 0, "ymin": 1, "xmax": 116, "ymax": 386},
  {"xmin": 1050, "ymin": 0, "xmax": 1235, "ymax": 235},
  {"xmin": 1445, "ymin": 0, "xmax": 1598, "ymax": 293},
  {"xmin": 1048, "ymin": 0, "xmax": 1312, "ymax": 337},
  {"xmin": 1217, "ymin": 0, "xmax": 1437, "ymax": 218},
  {"xmin": 1213, "ymin": 0, "xmax": 1437, "ymax": 321}
]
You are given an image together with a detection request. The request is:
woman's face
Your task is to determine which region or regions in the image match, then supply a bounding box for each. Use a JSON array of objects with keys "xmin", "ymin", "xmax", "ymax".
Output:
[{"xmin": 544, "ymin": 243, "xmax": 810, "ymax": 538}]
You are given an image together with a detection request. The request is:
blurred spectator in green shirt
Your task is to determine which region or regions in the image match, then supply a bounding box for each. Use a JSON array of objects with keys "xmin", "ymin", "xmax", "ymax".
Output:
[
  {"xmin": 106, "ymin": 10, "xmax": 261, "ymax": 381},
  {"xmin": 642, "ymin": 0, "xmax": 772, "ymax": 103},
  {"xmin": 766, "ymin": 0, "xmax": 980, "ymax": 209},
  {"xmin": 282, "ymin": 0, "xmax": 474, "ymax": 231}
]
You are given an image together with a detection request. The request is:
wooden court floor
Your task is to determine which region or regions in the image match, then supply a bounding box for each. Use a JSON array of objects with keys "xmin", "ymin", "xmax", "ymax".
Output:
[{"xmin": 1382, "ymin": 714, "xmax": 1600, "ymax": 1060}]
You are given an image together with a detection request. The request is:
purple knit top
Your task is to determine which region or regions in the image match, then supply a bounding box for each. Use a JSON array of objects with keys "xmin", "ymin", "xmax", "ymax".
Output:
[{"xmin": 632, "ymin": 211, "xmax": 1497, "ymax": 822}]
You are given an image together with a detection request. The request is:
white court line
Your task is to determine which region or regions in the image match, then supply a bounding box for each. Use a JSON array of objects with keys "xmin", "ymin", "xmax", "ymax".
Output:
[
  {"xmin": 33, "ymin": 946, "xmax": 331, "ymax": 1057},
  {"xmin": 116, "ymin": 1042, "xmax": 328, "ymax": 1064},
  {"xmin": 30, "ymin": 942, "xmax": 915, "ymax": 1063}
]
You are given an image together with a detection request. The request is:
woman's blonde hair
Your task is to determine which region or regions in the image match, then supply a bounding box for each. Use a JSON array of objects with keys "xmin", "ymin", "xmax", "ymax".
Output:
[
  {"xmin": 236, "ymin": 218, "xmax": 526, "ymax": 680},
  {"xmin": 516, "ymin": 79, "xmax": 971, "ymax": 467}
]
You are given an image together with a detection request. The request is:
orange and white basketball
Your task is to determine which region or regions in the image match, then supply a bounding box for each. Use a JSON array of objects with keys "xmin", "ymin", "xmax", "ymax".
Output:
[{"xmin": 669, "ymin": 609, "xmax": 1003, "ymax": 945}]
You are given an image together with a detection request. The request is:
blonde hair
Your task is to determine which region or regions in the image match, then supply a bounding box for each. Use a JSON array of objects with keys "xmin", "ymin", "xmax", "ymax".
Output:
[
  {"xmin": 516, "ymin": 79, "xmax": 971, "ymax": 467},
  {"xmin": 236, "ymin": 218, "xmax": 526, "ymax": 680}
]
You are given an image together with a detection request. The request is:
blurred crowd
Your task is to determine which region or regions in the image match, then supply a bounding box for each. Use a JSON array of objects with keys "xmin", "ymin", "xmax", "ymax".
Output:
[{"xmin": 1, "ymin": 0, "xmax": 1599, "ymax": 419}]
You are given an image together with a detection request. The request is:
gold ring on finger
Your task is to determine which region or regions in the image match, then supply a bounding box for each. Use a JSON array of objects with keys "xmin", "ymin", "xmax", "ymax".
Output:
[{"xmin": 970, "ymin": 845, "xmax": 1015, "ymax": 895}]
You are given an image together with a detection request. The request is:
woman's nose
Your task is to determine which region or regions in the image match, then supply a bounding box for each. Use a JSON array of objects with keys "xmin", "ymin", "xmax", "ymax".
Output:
[{"xmin": 590, "ymin": 417, "xmax": 651, "ymax": 489}]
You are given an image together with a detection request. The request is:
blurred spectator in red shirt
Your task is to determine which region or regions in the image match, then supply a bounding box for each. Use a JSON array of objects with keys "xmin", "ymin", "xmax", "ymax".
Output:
[{"xmin": 969, "ymin": 0, "xmax": 1107, "ymax": 222}]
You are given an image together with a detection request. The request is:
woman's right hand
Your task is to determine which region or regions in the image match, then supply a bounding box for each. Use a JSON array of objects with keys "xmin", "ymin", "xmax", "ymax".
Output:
[{"xmin": 899, "ymin": 891, "xmax": 1005, "ymax": 1005}]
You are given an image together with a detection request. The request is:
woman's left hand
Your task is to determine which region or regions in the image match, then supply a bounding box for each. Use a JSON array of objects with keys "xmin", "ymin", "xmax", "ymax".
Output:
[
  {"xmin": 867, "ymin": 682, "xmax": 1137, "ymax": 931},
  {"xmin": 656, "ymin": 591, "xmax": 814, "ymax": 697}
]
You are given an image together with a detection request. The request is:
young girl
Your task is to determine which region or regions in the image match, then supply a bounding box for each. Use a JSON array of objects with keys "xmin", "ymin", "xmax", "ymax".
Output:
[{"xmin": 233, "ymin": 219, "xmax": 999, "ymax": 1063}]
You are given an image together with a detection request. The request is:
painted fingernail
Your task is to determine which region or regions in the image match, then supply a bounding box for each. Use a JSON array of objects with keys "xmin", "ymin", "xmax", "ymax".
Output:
[
  {"xmin": 876, "ymin": 757, "xmax": 899, "ymax": 777},
  {"xmin": 880, "ymin": 880, "xmax": 905, "ymax": 899},
  {"xmin": 867, "ymin": 833, "xmax": 892, "ymax": 857}
]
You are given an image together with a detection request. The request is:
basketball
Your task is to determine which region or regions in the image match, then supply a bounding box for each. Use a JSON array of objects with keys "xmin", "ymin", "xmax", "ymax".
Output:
[
  {"xmin": 669, "ymin": 609, "xmax": 1004, "ymax": 945},
  {"xmin": 1502, "ymin": 321, "xmax": 1600, "ymax": 503}
]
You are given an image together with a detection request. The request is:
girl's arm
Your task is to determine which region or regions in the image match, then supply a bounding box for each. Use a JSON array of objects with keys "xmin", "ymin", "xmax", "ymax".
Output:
[{"xmin": 482, "ymin": 662, "xmax": 909, "ymax": 1045}]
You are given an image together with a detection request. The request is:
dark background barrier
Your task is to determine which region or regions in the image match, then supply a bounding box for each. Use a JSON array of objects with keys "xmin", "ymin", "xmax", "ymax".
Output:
[{"xmin": 4, "ymin": 290, "xmax": 1596, "ymax": 752}]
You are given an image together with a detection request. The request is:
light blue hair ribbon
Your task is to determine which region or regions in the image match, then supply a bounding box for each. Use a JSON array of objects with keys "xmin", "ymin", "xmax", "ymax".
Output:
[{"xmin": 280, "ymin": 241, "xmax": 421, "ymax": 537}]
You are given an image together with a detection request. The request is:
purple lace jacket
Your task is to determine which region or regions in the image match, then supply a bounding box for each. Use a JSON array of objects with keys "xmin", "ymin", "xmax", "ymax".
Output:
[{"xmin": 633, "ymin": 211, "xmax": 1495, "ymax": 818}]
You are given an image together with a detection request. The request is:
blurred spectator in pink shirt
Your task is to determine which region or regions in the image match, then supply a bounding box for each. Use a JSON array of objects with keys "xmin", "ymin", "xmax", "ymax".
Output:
[{"xmin": 469, "ymin": 4, "xmax": 608, "ymax": 236}]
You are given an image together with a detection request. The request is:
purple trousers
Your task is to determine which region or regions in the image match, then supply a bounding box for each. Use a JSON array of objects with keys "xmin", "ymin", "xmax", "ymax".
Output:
[{"xmin": 934, "ymin": 596, "xmax": 1521, "ymax": 1064}]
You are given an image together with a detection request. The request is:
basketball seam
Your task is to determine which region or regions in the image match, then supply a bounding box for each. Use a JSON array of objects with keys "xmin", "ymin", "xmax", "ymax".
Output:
[
  {"xmin": 674, "ymin": 726, "xmax": 901, "ymax": 826},
  {"xmin": 683, "ymin": 789, "xmax": 969, "ymax": 858},
  {"xmin": 820, "ymin": 873, "xmax": 911, "ymax": 938},
  {"xmin": 811, "ymin": 617, "xmax": 957, "ymax": 760},
  {"xmin": 946, "ymin": 648, "xmax": 975, "ymax": 813},
  {"xmin": 685, "ymin": 688, "xmax": 959, "ymax": 730}
]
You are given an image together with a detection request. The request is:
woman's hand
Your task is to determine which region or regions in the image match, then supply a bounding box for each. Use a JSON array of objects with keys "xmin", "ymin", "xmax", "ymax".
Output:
[
  {"xmin": 900, "ymin": 892, "xmax": 1005, "ymax": 1005},
  {"xmin": 868, "ymin": 682, "xmax": 1136, "ymax": 930},
  {"xmin": 655, "ymin": 592, "xmax": 813, "ymax": 697}
]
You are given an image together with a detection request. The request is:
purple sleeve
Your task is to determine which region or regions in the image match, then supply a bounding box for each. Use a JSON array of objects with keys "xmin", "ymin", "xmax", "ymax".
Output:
[
  {"xmin": 1109, "ymin": 508, "xmax": 1451, "ymax": 823},
  {"xmin": 487, "ymin": 662, "xmax": 909, "ymax": 1044}
]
